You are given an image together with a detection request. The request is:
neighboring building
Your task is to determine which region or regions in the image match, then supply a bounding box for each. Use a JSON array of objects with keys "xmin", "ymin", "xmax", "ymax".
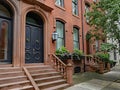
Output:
[
  {"xmin": 108, "ymin": 39, "xmax": 120, "ymax": 64},
  {"xmin": 81, "ymin": 0, "xmax": 102, "ymax": 54}
]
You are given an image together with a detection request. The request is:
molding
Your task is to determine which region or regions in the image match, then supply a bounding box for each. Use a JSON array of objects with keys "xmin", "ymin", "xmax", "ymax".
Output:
[{"xmin": 21, "ymin": 0, "xmax": 53, "ymax": 12}]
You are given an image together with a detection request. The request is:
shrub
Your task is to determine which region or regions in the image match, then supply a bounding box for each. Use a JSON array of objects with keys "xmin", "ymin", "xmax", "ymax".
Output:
[
  {"xmin": 72, "ymin": 49, "xmax": 84, "ymax": 60},
  {"xmin": 95, "ymin": 52, "xmax": 110, "ymax": 62},
  {"xmin": 55, "ymin": 46, "xmax": 70, "ymax": 60}
]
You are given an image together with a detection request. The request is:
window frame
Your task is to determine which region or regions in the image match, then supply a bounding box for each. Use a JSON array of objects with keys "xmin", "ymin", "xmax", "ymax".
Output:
[
  {"xmin": 85, "ymin": 3, "xmax": 90, "ymax": 23},
  {"xmin": 56, "ymin": 20, "xmax": 65, "ymax": 49},
  {"xmin": 72, "ymin": 0, "xmax": 79, "ymax": 16}
]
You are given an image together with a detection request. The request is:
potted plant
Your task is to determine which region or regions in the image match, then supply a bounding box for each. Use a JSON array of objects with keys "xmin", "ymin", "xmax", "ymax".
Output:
[
  {"xmin": 72, "ymin": 49, "xmax": 84, "ymax": 60},
  {"xmin": 55, "ymin": 46, "xmax": 71, "ymax": 60}
]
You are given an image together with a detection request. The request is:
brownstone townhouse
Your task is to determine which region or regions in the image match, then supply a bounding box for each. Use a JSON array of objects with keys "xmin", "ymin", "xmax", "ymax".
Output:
[{"xmin": 0, "ymin": 0, "xmax": 101, "ymax": 89}]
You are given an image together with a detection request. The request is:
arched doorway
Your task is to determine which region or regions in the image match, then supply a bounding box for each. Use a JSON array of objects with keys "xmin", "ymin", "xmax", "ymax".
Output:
[
  {"xmin": 0, "ymin": 2, "xmax": 13, "ymax": 64},
  {"xmin": 25, "ymin": 12, "xmax": 44, "ymax": 63}
]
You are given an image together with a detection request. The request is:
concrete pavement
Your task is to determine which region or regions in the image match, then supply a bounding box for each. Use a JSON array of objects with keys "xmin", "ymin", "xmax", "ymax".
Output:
[{"xmin": 65, "ymin": 65, "xmax": 120, "ymax": 90}]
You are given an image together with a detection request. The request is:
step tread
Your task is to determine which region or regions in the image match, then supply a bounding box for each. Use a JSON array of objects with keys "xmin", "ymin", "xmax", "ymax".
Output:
[
  {"xmin": 0, "ymin": 67, "xmax": 21, "ymax": 69},
  {"xmin": 9, "ymin": 85, "xmax": 33, "ymax": 90},
  {"xmin": 26, "ymin": 65, "xmax": 51, "ymax": 68},
  {"xmin": 0, "ymin": 75, "xmax": 26, "ymax": 81},
  {"xmin": 43, "ymin": 83, "xmax": 69, "ymax": 90},
  {"xmin": 38, "ymin": 79, "xmax": 66, "ymax": 86},
  {"xmin": 29, "ymin": 69, "xmax": 55, "ymax": 73},
  {"xmin": 0, "ymin": 71, "xmax": 23, "ymax": 75},
  {"xmin": 32, "ymin": 72, "xmax": 59, "ymax": 76},
  {"xmin": 0, "ymin": 80, "xmax": 30, "ymax": 87},
  {"xmin": 35, "ymin": 75, "xmax": 62, "ymax": 81}
]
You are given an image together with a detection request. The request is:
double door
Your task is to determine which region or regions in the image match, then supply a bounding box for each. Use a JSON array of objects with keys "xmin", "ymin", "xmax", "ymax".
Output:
[{"xmin": 25, "ymin": 24, "xmax": 44, "ymax": 63}]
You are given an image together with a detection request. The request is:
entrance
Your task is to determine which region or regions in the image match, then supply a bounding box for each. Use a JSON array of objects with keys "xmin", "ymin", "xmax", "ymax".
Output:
[
  {"xmin": 0, "ymin": 3, "xmax": 13, "ymax": 64},
  {"xmin": 25, "ymin": 12, "xmax": 44, "ymax": 63}
]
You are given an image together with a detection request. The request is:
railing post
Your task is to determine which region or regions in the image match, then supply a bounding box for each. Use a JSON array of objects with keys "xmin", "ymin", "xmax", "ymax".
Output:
[
  {"xmin": 66, "ymin": 63, "xmax": 73, "ymax": 85},
  {"xmin": 107, "ymin": 63, "xmax": 110, "ymax": 71},
  {"xmin": 99, "ymin": 62, "xmax": 104, "ymax": 74}
]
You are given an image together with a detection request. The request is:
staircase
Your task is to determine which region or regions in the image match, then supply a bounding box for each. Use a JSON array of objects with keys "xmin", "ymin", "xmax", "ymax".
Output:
[
  {"xmin": 26, "ymin": 65, "xmax": 69, "ymax": 90},
  {"xmin": 0, "ymin": 67, "xmax": 34, "ymax": 90},
  {"xmin": 0, "ymin": 64, "xmax": 70, "ymax": 90}
]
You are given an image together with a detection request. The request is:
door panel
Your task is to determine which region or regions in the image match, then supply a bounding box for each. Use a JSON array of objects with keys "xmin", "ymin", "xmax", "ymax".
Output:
[
  {"xmin": 25, "ymin": 25, "xmax": 43, "ymax": 63},
  {"xmin": 0, "ymin": 18, "xmax": 12, "ymax": 64}
]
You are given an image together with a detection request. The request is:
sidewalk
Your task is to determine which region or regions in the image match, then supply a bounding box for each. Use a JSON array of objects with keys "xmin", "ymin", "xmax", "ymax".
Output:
[{"xmin": 65, "ymin": 65, "xmax": 120, "ymax": 90}]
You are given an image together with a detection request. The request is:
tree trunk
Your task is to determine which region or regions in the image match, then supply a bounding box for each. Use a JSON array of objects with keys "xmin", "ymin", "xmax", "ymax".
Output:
[{"xmin": 118, "ymin": 40, "xmax": 120, "ymax": 55}]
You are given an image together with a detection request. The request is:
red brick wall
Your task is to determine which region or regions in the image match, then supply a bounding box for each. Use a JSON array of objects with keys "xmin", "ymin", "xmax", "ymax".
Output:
[{"xmin": 43, "ymin": 0, "xmax": 98, "ymax": 55}]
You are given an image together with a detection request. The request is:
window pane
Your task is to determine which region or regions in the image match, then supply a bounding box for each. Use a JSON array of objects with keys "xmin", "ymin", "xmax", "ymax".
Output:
[
  {"xmin": 56, "ymin": 21, "xmax": 65, "ymax": 49},
  {"xmin": 72, "ymin": 0, "xmax": 78, "ymax": 15},
  {"xmin": 73, "ymin": 27, "xmax": 79, "ymax": 49},
  {"xmin": 74, "ymin": 42, "xmax": 79, "ymax": 49},
  {"xmin": 85, "ymin": 4, "xmax": 90, "ymax": 21},
  {"xmin": 72, "ymin": 4, "xmax": 76, "ymax": 14},
  {"xmin": 95, "ymin": 40, "xmax": 99, "ymax": 51},
  {"xmin": 26, "ymin": 17, "xmax": 38, "ymax": 25},
  {"xmin": 72, "ymin": 0, "xmax": 77, "ymax": 3},
  {"xmin": 56, "ymin": 38, "xmax": 64, "ymax": 49},
  {"xmin": 56, "ymin": 21, "xmax": 64, "ymax": 38},
  {"xmin": 55, "ymin": 0, "xmax": 61, "ymax": 5},
  {"xmin": 55, "ymin": 0, "xmax": 64, "ymax": 7},
  {"xmin": 0, "ymin": 21, "xmax": 8, "ymax": 60},
  {"xmin": 73, "ymin": 28, "xmax": 79, "ymax": 41}
]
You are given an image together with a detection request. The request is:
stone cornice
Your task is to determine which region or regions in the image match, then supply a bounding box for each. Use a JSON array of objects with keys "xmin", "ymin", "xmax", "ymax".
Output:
[{"xmin": 22, "ymin": 0, "xmax": 53, "ymax": 12}]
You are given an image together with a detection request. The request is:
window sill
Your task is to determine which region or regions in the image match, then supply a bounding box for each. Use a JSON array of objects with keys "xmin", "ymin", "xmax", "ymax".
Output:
[
  {"xmin": 55, "ymin": 4, "xmax": 66, "ymax": 11},
  {"xmin": 72, "ymin": 14, "xmax": 80, "ymax": 19}
]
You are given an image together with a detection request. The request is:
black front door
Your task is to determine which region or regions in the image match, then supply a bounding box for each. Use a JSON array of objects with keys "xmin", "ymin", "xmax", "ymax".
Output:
[{"xmin": 25, "ymin": 24, "xmax": 44, "ymax": 63}]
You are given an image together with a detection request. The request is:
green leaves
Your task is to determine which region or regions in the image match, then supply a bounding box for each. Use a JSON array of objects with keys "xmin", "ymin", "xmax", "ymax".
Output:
[
  {"xmin": 86, "ymin": 0, "xmax": 120, "ymax": 53},
  {"xmin": 100, "ymin": 43, "xmax": 116, "ymax": 52}
]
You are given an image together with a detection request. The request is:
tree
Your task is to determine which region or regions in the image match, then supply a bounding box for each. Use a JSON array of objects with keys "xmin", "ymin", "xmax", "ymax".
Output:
[{"xmin": 86, "ymin": 0, "xmax": 120, "ymax": 54}]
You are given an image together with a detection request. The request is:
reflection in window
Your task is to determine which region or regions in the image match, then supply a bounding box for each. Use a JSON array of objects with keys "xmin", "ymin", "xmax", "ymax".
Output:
[
  {"xmin": 56, "ymin": 20, "xmax": 65, "ymax": 49},
  {"xmin": 0, "ymin": 21, "xmax": 8, "ymax": 60},
  {"xmin": 85, "ymin": 4, "xmax": 90, "ymax": 23},
  {"xmin": 95, "ymin": 40, "xmax": 99, "ymax": 51},
  {"xmin": 73, "ymin": 27, "xmax": 79, "ymax": 49},
  {"xmin": 72, "ymin": 0, "xmax": 78, "ymax": 15},
  {"xmin": 55, "ymin": 0, "xmax": 64, "ymax": 7}
]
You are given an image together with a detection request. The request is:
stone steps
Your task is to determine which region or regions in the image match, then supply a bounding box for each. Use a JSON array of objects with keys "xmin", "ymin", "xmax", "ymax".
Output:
[
  {"xmin": 0, "ymin": 64, "xmax": 70, "ymax": 90},
  {"xmin": 0, "ymin": 67, "xmax": 33, "ymax": 90},
  {"xmin": 26, "ymin": 65, "xmax": 69, "ymax": 89}
]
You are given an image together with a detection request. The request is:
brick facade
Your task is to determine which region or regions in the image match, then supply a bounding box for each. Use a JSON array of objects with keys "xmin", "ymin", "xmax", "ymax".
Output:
[{"xmin": 0, "ymin": 0, "xmax": 100, "ymax": 66}]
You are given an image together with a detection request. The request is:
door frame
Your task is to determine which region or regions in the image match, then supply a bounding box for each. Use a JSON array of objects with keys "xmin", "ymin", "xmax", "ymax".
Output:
[{"xmin": 20, "ymin": 8, "xmax": 49, "ymax": 66}]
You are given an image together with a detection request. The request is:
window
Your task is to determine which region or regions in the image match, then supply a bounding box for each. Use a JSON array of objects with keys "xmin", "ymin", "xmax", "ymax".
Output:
[
  {"xmin": 73, "ymin": 27, "xmax": 79, "ymax": 49},
  {"xmin": 72, "ymin": 0, "xmax": 78, "ymax": 15},
  {"xmin": 93, "ymin": 0, "xmax": 97, "ymax": 2},
  {"xmin": 55, "ymin": 0, "xmax": 64, "ymax": 7},
  {"xmin": 85, "ymin": 4, "xmax": 90, "ymax": 23},
  {"xmin": 95, "ymin": 40, "xmax": 99, "ymax": 51},
  {"xmin": 56, "ymin": 20, "xmax": 65, "ymax": 49}
]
